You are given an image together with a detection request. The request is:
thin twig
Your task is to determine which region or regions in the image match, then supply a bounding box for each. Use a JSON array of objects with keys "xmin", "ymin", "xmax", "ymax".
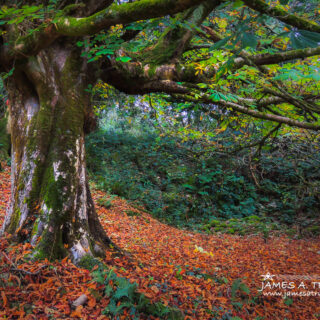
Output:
[{"xmin": 2, "ymin": 251, "xmax": 47, "ymax": 276}]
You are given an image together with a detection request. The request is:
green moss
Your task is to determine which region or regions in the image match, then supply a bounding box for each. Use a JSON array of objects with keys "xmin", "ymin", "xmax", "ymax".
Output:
[
  {"xmin": 78, "ymin": 255, "xmax": 102, "ymax": 270},
  {"xmin": 97, "ymin": 197, "xmax": 113, "ymax": 209},
  {"xmin": 248, "ymin": 215, "xmax": 261, "ymax": 221},
  {"xmin": 7, "ymin": 208, "xmax": 21, "ymax": 234},
  {"xmin": 142, "ymin": 40, "xmax": 180, "ymax": 65},
  {"xmin": 42, "ymin": 167, "xmax": 64, "ymax": 212},
  {"xmin": 147, "ymin": 64, "xmax": 157, "ymax": 78},
  {"xmin": 34, "ymin": 225, "xmax": 68, "ymax": 261},
  {"xmin": 243, "ymin": 0, "xmax": 320, "ymax": 33},
  {"xmin": 7, "ymin": 49, "xmax": 100, "ymax": 261},
  {"xmin": 26, "ymin": 161, "xmax": 44, "ymax": 208},
  {"xmin": 202, "ymin": 215, "xmax": 287, "ymax": 237},
  {"xmin": 30, "ymin": 244, "xmax": 66, "ymax": 261},
  {"xmin": 30, "ymin": 217, "xmax": 40, "ymax": 238},
  {"xmin": 0, "ymin": 115, "xmax": 10, "ymax": 162},
  {"xmin": 305, "ymin": 225, "xmax": 320, "ymax": 236},
  {"xmin": 125, "ymin": 209, "xmax": 141, "ymax": 217},
  {"xmin": 208, "ymin": 219, "xmax": 220, "ymax": 227},
  {"xmin": 285, "ymin": 229, "xmax": 296, "ymax": 238}
]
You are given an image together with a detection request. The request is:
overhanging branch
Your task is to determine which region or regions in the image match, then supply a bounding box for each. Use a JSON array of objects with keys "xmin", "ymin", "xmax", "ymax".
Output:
[
  {"xmin": 0, "ymin": 24, "xmax": 59, "ymax": 61},
  {"xmin": 242, "ymin": 0, "xmax": 320, "ymax": 33},
  {"xmin": 55, "ymin": 0, "xmax": 211, "ymax": 37},
  {"xmin": 141, "ymin": 0, "xmax": 220, "ymax": 64},
  {"xmin": 234, "ymin": 46, "xmax": 320, "ymax": 68},
  {"xmin": 173, "ymin": 93, "xmax": 320, "ymax": 130},
  {"xmin": 1, "ymin": 0, "xmax": 211, "ymax": 61}
]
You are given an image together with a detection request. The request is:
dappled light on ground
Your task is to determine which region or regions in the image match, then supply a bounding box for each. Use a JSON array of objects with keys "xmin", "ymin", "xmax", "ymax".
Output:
[{"xmin": 0, "ymin": 167, "xmax": 319, "ymax": 319}]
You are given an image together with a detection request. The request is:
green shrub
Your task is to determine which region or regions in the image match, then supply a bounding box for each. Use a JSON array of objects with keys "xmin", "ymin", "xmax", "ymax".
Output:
[
  {"xmin": 86, "ymin": 117, "xmax": 320, "ymax": 231},
  {"xmin": 97, "ymin": 196, "xmax": 114, "ymax": 209},
  {"xmin": 92, "ymin": 267, "xmax": 183, "ymax": 319}
]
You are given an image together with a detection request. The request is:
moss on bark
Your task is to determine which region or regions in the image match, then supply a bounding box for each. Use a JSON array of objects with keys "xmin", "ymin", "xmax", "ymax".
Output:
[
  {"xmin": 0, "ymin": 114, "xmax": 10, "ymax": 162},
  {"xmin": 6, "ymin": 208, "xmax": 21, "ymax": 234},
  {"xmin": 3, "ymin": 44, "xmax": 111, "ymax": 262},
  {"xmin": 243, "ymin": 0, "xmax": 320, "ymax": 33},
  {"xmin": 54, "ymin": 0, "xmax": 208, "ymax": 37}
]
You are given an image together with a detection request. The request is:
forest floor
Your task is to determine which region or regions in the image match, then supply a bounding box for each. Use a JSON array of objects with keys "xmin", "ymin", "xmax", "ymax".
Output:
[{"xmin": 0, "ymin": 166, "xmax": 320, "ymax": 319}]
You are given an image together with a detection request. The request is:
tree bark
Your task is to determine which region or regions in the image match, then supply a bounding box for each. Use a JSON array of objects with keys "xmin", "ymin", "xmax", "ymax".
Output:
[{"xmin": 0, "ymin": 42, "xmax": 110, "ymax": 263}]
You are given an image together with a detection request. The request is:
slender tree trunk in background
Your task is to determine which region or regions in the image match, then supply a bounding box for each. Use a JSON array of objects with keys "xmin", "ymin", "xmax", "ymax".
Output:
[{"xmin": 1, "ymin": 42, "xmax": 110, "ymax": 262}]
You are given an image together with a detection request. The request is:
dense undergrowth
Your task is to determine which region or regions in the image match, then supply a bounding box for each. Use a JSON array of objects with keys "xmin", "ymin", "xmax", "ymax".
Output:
[{"xmin": 86, "ymin": 113, "xmax": 320, "ymax": 236}]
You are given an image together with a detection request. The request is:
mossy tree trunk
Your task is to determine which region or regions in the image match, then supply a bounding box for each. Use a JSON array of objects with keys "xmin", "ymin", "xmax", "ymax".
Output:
[{"xmin": 1, "ymin": 42, "xmax": 110, "ymax": 262}]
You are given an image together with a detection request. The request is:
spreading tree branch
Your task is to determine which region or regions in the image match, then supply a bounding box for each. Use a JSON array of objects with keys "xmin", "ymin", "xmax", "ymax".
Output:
[
  {"xmin": 1, "ymin": 24, "xmax": 59, "ymax": 61},
  {"xmin": 141, "ymin": 0, "xmax": 220, "ymax": 64},
  {"xmin": 1, "ymin": 0, "xmax": 211, "ymax": 61},
  {"xmin": 173, "ymin": 93, "xmax": 320, "ymax": 130},
  {"xmin": 242, "ymin": 0, "xmax": 320, "ymax": 33},
  {"xmin": 55, "ymin": 0, "xmax": 211, "ymax": 36},
  {"xmin": 234, "ymin": 46, "xmax": 320, "ymax": 68}
]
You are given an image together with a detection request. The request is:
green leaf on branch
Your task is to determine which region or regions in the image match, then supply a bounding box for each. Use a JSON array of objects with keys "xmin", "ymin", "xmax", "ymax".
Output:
[
  {"xmin": 290, "ymin": 30, "xmax": 320, "ymax": 49},
  {"xmin": 233, "ymin": 0, "xmax": 244, "ymax": 8},
  {"xmin": 116, "ymin": 56, "xmax": 132, "ymax": 63},
  {"xmin": 210, "ymin": 36, "xmax": 231, "ymax": 51},
  {"xmin": 241, "ymin": 32, "xmax": 258, "ymax": 49}
]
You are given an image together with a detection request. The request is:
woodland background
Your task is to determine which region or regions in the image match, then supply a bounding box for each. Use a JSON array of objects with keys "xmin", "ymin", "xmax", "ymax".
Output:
[{"xmin": 0, "ymin": 0, "xmax": 320, "ymax": 319}]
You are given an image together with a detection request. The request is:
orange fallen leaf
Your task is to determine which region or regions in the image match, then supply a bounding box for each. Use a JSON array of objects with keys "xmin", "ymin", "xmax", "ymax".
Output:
[
  {"xmin": 150, "ymin": 285, "xmax": 159, "ymax": 294},
  {"xmin": 88, "ymin": 297, "xmax": 96, "ymax": 308},
  {"xmin": 70, "ymin": 305, "xmax": 83, "ymax": 318},
  {"xmin": 1, "ymin": 291, "xmax": 7, "ymax": 307}
]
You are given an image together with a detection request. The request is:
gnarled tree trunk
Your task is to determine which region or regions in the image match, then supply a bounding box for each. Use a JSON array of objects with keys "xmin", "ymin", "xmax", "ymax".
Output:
[{"xmin": 1, "ymin": 42, "xmax": 110, "ymax": 262}]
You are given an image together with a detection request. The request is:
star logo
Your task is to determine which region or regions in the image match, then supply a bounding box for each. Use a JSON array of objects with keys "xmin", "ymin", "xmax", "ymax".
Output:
[{"xmin": 261, "ymin": 272, "xmax": 275, "ymax": 281}]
